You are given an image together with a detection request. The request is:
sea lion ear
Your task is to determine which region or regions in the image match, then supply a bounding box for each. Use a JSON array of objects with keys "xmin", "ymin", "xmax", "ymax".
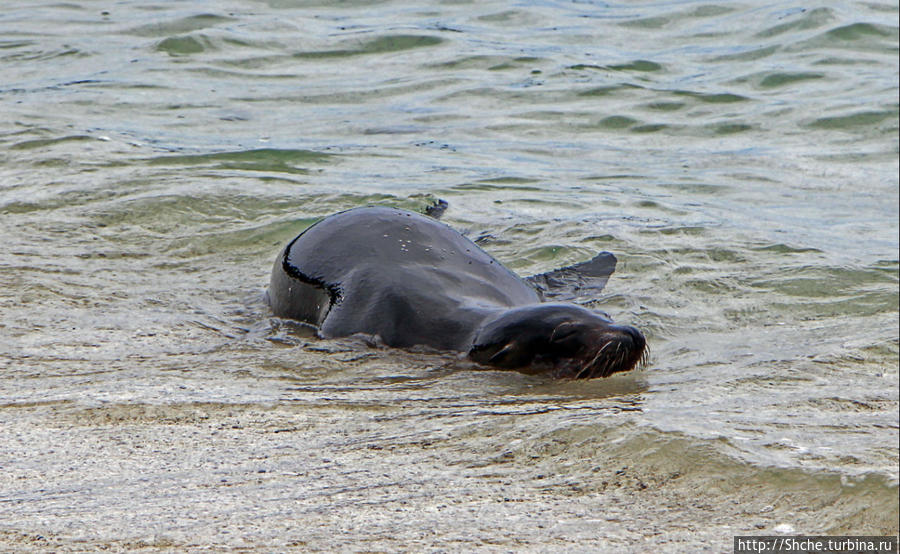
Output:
[
  {"xmin": 468, "ymin": 340, "xmax": 518, "ymax": 368},
  {"xmin": 526, "ymin": 252, "xmax": 617, "ymax": 302},
  {"xmin": 488, "ymin": 342, "xmax": 517, "ymax": 365}
]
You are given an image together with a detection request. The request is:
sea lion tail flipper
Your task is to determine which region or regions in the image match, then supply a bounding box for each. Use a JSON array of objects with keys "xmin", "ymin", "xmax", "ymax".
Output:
[
  {"xmin": 424, "ymin": 198, "xmax": 448, "ymax": 219},
  {"xmin": 525, "ymin": 252, "xmax": 617, "ymax": 302}
]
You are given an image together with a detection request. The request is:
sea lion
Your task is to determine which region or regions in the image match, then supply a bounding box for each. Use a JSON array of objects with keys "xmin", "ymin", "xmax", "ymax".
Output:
[{"xmin": 267, "ymin": 206, "xmax": 646, "ymax": 378}]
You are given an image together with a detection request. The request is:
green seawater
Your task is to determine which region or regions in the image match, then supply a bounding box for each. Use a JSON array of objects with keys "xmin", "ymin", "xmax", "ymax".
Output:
[{"xmin": 1, "ymin": 1, "xmax": 897, "ymax": 550}]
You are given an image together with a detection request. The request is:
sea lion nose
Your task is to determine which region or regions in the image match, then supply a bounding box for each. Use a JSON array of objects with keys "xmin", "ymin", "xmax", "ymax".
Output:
[{"xmin": 621, "ymin": 325, "xmax": 646, "ymax": 349}]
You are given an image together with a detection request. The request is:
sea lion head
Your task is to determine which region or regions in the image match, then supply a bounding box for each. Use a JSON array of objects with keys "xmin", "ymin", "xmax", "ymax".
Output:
[{"xmin": 469, "ymin": 304, "xmax": 647, "ymax": 378}]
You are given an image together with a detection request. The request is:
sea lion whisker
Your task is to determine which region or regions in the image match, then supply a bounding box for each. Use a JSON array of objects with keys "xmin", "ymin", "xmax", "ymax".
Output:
[
  {"xmin": 600, "ymin": 356, "xmax": 616, "ymax": 378},
  {"xmin": 578, "ymin": 341, "xmax": 614, "ymax": 379},
  {"xmin": 590, "ymin": 340, "xmax": 613, "ymax": 363},
  {"xmin": 598, "ymin": 341, "xmax": 629, "ymax": 378},
  {"xmin": 575, "ymin": 364, "xmax": 591, "ymax": 380},
  {"xmin": 576, "ymin": 354, "xmax": 599, "ymax": 379},
  {"xmin": 639, "ymin": 347, "xmax": 651, "ymax": 369},
  {"xmin": 593, "ymin": 348, "xmax": 618, "ymax": 379}
]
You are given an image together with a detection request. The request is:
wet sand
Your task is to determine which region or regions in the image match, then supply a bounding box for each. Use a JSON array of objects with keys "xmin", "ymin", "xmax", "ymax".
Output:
[{"xmin": 2, "ymin": 353, "xmax": 896, "ymax": 552}]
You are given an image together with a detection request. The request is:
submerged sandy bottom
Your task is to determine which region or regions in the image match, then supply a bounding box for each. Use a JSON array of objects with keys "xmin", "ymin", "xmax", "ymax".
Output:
[{"xmin": 2, "ymin": 347, "xmax": 896, "ymax": 552}]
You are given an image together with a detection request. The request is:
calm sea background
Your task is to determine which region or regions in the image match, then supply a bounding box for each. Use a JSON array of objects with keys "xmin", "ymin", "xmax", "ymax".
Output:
[{"xmin": 1, "ymin": 0, "xmax": 897, "ymax": 551}]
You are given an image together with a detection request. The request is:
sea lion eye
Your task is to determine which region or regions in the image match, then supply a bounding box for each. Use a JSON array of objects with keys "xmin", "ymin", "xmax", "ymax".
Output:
[{"xmin": 550, "ymin": 322, "xmax": 580, "ymax": 343}]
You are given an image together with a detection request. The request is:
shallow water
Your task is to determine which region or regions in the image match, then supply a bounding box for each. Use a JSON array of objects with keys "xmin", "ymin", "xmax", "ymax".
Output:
[{"xmin": 1, "ymin": 0, "xmax": 898, "ymax": 551}]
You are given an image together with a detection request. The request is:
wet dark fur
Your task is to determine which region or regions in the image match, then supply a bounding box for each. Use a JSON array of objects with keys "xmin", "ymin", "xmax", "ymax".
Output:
[{"xmin": 268, "ymin": 207, "xmax": 646, "ymax": 378}]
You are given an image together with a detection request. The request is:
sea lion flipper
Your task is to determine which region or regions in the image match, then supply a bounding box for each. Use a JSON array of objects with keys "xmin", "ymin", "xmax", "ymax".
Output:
[
  {"xmin": 424, "ymin": 198, "xmax": 448, "ymax": 219},
  {"xmin": 268, "ymin": 251, "xmax": 336, "ymax": 326},
  {"xmin": 525, "ymin": 252, "xmax": 617, "ymax": 302}
]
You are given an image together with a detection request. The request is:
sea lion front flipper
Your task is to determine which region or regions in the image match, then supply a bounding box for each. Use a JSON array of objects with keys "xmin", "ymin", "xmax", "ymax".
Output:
[
  {"xmin": 424, "ymin": 198, "xmax": 448, "ymax": 219},
  {"xmin": 268, "ymin": 245, "xmax": 337, "ymax": 326},
  {"xmin": 525, "ymin": 252, "xmax": 617, "ymax": 302}
]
